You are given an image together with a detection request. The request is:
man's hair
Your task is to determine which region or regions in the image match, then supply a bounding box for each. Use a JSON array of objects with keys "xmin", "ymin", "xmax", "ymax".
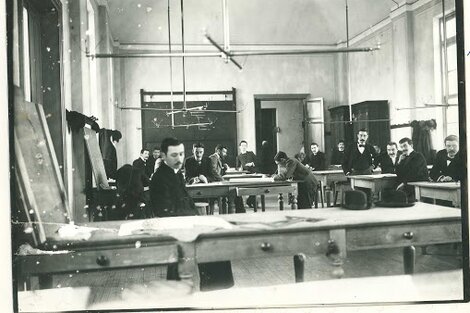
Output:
[
  {"xmin": 140, "ymin": 148, "xmax": 149, "ymax": 154},
  {"xmin": 358, "ymin": 128, "xmax": 368, "ymax": 133},
  {"xmin": 310, "ymin": 142, "xmax": 319, "ymax": 147},
  {"xmin": 399, "ymin": 137, "xmax": 413, "ymax": 145},
  {"xmin": 239, "ymin": 140, "xmax": 248, "ymax": 146},
  {"xmin": 193, "ymin": 142, "xmax": 204, "ymax": 149},
  {"xmin": 274, "ymin": 151, "xmax": 288, "ymax": 162},
  {"xmin": 338, "ymin": 140, "xmax": 344, "ymax": 144},
  {"xmin": 444, "ymin": 135, "xmax": 459, "ymax": 143},
  {"xmin": 215, "ymin": 144, "xmax": 227, "ymax": 152},
  {"xmin": 153, "ymin": 146, "xmax": 160, "ymax": 151},
  {"xmin": 387, "ymin": 141, "xmax": 398, "ymax": 148},
  {"xmin": 161, "ymin": 137, "xmax": 182, "ymax": 154}
]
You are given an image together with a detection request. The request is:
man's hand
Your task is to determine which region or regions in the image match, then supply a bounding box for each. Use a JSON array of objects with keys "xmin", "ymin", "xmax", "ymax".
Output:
[
  {"xmin": 398, "ymin": 154, "xmax": 406, "ymax": 164},
  {"xmin": 396, "ymin": 182, "xmax": 405, "ymax": 191},
  {"xmin": 198, "ymin": 175, "xmax": 208, "ymax": 183},
  {"xmin": 246, "ymin": 162, "xmax": 255, "ymax": 167},
  {"xmin": 439, "ymin": 176, "xmax": 453, "ymax": 182},
  {"xmin": 223, "ymin": 163, "xmax": 229, "ymax": 170}
]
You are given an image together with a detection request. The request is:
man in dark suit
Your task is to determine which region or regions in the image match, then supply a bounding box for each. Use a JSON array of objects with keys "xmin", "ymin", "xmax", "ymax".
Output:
[
  {"xmin": 184, "ymin": 142, "xmax": 213, "ymax": 184},
  {"xmin": 273, "ymin": 151, "xmax": 319, "ymax": 209},
  {"xmin": 342, "ymin": 129, "xmax": 378, "ymax": 175},
  {"xmin": 99, "ymin": 129, "xmax": 122, "ymax": 180},
  {"xmin": 150, "ymin": 137, "xmax": 233, "ymax": 290},
  {"xmin": 235, "ymin": 140, "xmax": 257, "ymax": 173},
  {"xmin": 146, "ymin": 146, "xmax": 160, "ymax": 179},
  {"xmin": 305, "ymin": 142, "xmax": 326, "ymax": 171},
  {"xmin": 396, "ymin": 137, "xmax": 429, "ymax": 201},
  {"xmin": 330, "ymin": 140, "xmax": 345, "ymax": 165},
  {"xmin": 374, "ymin": 141, "xmax": 401, "ymax": 174},
  {"xmin": 430, "ymin": 135, "xmax": 463, "ymax": 182},
  {"xmin": 132, "ymin": 148, "xmax": 150, "ymax": 187}
]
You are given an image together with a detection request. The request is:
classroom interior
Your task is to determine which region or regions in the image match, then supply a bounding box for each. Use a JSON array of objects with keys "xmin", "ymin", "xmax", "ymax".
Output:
[{"xmin": 6, "ymin": 0, "xmax": 469, "ymax": 311}]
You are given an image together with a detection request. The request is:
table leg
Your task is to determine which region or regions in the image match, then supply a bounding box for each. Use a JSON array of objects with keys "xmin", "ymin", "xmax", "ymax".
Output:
[
  {"xmin": 178, "ymin": 243, "xmax": 200, "ymax": 292},
  {"xmin": 294, "ymin": 254, "xmax": 306, "ymax": 283},
  {"xmin": 414, "ymin": 186, "xmax": 421, "ymax": 203},
  {"xmin": 228, "ymin": 195, "xmax": 235, "ymax": 214},
  {"xmin": 278, "ymin": 193, "xmax": 284, "ymax": 211},
  {"xmin": 253, "ymin": 195, "xmax": 258, "ymax": 212},
  {"xmin": 319, "ymin": 181, "xmax": 324, "ymax": 208},
  {"xmin": 221, "ymin": 197, "xmax": 228, "ymax": 214},
  {"xmin": 261, "ymin": 195, "xmax": 266, "ymax": 212},
  {"xmin": 38, "ymin": 274, "xmax": 53, "ymax": 289},
  {"xmin": 403, "ymin": 246, "xmax": 416, "ymax": 274},
  {"xmin": 291, "ymin": 193, "xmax": 298, "ymax": 210}
]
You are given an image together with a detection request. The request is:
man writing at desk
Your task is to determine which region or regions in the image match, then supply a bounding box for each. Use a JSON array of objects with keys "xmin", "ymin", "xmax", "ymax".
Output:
[
  {"xmin": 184, "ymin": 142, "xmax": 213, "ymax": 184},
  {"xmin": 395, "ymin": 137, "xmax": 429, "ymax": 201},
  {"xmin": 150, "ymin": 137, "xmax": 234, "ymax": 290},
  {"xmin": 430, "ymin": 135, "xmax": 463, "ymax": 182}
]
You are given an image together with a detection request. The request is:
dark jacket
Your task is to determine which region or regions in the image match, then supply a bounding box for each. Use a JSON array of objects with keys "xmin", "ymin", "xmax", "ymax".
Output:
[
  {"xmin": 330, "ymin": 149, "xmax": 345, "ymax": 165},
  {"xmin": 236, "ymin": 151, "xmax": 257, "ymax": 173},
  {"xmin": 429, "ymin": 149, "xmax": 464, "ymax": 182},
  {"xmin": 396, "ymin": 151, "xmax": 429, "ymax": 184},
  {"xmin": 342, "ymin": 142, "xmax": 378, "ymax": 175},
  {"xmin": 98, "ymin": 129, "xmax": 118, "ymax": 179},
  {"xmin": 133, "ymin": 158, "xmax": 150, "ymax": 187},
  {"xmin": 146, "ymin": 156, "xmax": 158, "ymax": 178},
  {"xmin": 305, "ymin": 152, "xmax": 326, "ymax": 170},
  {"xmin": 184, "ymin": 156, "xmax": 213, "ymax": 183},
  {"xmin": 374, "ymin": 151, "xmax": 402, "ymax": 174},
  {"xmin": 150, "ymin": 162, "xmax": 199, "ymax": 217}
]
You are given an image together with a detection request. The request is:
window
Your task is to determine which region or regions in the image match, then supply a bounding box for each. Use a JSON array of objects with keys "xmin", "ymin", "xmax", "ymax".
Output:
[
  {"xmin": 439, "ymin": 13, "xmax": 458, "ymax": 137},
  {"xmin": 22, "ymin": 6, "xmax": 31, "ymax": 101},
  {"xmin": 86, "ymin": 0, "xmax": 99, "ymax": 117}
]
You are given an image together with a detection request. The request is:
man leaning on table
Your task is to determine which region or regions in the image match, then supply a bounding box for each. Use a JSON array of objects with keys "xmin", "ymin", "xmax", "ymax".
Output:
[
  {"xmin": 395, "ymin": 137, "xmax": 429, "ymax": 202},
  {"xmin": 430, "ymin": 135, "xmax": 464, "ymax": 182}
]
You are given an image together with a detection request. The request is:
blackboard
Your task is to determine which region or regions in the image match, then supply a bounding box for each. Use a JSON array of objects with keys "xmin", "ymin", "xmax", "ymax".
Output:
[{"xmin": 14, "ymin": 100, "xmax": 71, "ymax": 243}]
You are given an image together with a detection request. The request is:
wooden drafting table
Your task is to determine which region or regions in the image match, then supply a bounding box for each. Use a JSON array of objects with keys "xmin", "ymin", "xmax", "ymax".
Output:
[
  {"xmin": 409, "ymin": 181, "xmax": 461, "ymax": 207},
  {"xmin": 17, "ymin": 203, "xmax": 462, "ymax": 294},
  {"xmin": 222, "ymin": 173, "xmax": 264, "ymax": 180},
  {"xmin": 349, "ymin": 174, "xmax": 397, "ymax": 201},
  {"xmin": 186, "ymin": 179, "xmax": 299, "ymax": 213}
]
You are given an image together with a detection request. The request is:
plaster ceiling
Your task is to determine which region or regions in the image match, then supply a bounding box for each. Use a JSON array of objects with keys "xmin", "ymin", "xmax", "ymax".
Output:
[{"xmin": 106, "ymin": 0, "xmax": 395, "ymax": 45}]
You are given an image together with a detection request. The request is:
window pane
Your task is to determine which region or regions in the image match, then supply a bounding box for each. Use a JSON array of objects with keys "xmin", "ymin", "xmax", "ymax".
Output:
[
  {"xmin": 446, "ymin": 44, "xmax": 457, "ymax": 71},
  {"xmin": 446, "ymin": 106, "xmax": 459, "ymax": 124},
  {"xmin": 448, "ymin": 95, "xmax": 458, "ymax": 105},
  {"xmin": 448, "ymin": 70, "xmax": 458, "ymax": 96},
  {"xmin": 445, "ymin": 16, "xmax": 456, "ymax": 39},
  {"xmin": 22, "ymin": 6, "xmax": 31, "ymax": 101}
]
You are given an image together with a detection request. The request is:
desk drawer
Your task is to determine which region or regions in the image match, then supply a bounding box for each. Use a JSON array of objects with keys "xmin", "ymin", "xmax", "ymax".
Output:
[
  {"xmin": 18, "ymin": 244, "xmax": 179, "ymax": 275},
  {"xmin": 236, "ymin": 185, "xmax": 297, "ymax": 197},
  {"xmin": 196, "ymin": 231, "xmax": 329, "ymax": 263},
  {"xmin": 346, "ymin": 222, "xmax": 461, "ymax": 251},
  {"xmin": 188, "ymin": 186, "xmax": 228, "ymax": 198}
]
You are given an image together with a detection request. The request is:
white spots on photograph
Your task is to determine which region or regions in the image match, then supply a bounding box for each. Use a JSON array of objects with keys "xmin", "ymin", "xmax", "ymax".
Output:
[
  {"xmin": 29, "ymin": 209, "xmax": 34, "ymax": 215},
  {"xmin": 137, "ymin": 4, "xmax": 142, "ymax": 8},
  {"xmin": 135, "ymin": 241, "xmax": 141, "ymax": 249},
  {"xmin": 24, "ymin": 226, "xmax": 33, "ymax": 234},
  {"xmin": 146, "ymin": 7, "xmax": 153, "ymax": 13}
]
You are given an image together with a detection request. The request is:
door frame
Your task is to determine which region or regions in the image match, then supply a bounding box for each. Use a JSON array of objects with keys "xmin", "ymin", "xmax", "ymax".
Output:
[{"xmin": 254, "ymin": 94, "xmax": 310, "ymax": 154}]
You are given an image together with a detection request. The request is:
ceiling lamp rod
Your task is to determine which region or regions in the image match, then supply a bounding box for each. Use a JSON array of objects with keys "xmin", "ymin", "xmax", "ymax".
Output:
[
  {"xmin": 118, "ymin": 106, "xmax": 240, "ymax": 113},
  {"xmin": 180, "ymin": 0, "xmax": 187, "ymax": 111},
  {"xmin": 168, "ymin": 0, "xmax": 175, "ymax": 127},
  {"xmin": 222, "ymin": 0, "xmax": 230, "ymax": 62},
  {"xmin": 205, "ymin": 34, "xmax": 243, "ymax": 69},
  {"xmin": 346, "ymin": 0, "xmax": 353, "ymax": 123}
]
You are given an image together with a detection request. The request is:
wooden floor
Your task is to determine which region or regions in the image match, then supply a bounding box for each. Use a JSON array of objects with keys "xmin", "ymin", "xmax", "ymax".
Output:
[{"xmin": 26, "ymin": 195, "xmax": 463, "ymax": 306}]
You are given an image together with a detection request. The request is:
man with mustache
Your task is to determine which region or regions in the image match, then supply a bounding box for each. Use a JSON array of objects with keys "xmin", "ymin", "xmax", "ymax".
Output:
[
  {"xmin": 184, "ymin": 142, "xmax": 212, "ymax": 184},
  {"xmin": 150, "ymin": 138, "xmax": 198, "ymax": 217},
  {"xmin": 430, "ymin": 135, "xmax": 463, "ymax": 182},
  {"xmin": 342, "ymin": 129, "xmax": 378, "ymax": 176},
  {"xmin": 395, "ymin": 137, "xmax": 429, "ymax": 201},
  {"xmin": 374, "ymin": 141, "xmax": 401, "ymax": 174}
]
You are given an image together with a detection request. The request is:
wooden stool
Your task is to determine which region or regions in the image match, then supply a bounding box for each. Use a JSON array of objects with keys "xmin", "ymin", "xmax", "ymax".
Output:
[
  {"xmin": 194, "ymin": 202, "xmax": 209, "ymax": 215},
  {"xmin": 333, "ymin": 181, "xmax": 351, "ymax": 206}
]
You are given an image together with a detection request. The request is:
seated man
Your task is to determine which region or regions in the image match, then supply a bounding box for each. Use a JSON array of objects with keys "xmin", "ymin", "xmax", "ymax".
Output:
[
  {"xmin": 209, "ymin": 144, "xmax": 229, "ymax": 182},
  {"xmin": 146, "ymin": 146, "xmax": 161, "ymax": 179},
  {"xmin": 235, "ymin": 140, "xmax": 257, "ymax": 173},
  {"xmin": 150, "ymin": 137, "xmax": 234, "ymax": 290},
  {"xmin": 430, "ymin": 135, "xmax": 463, "ymax": 182},
  {"xmin": 374, "ymin": 141, "xmax": 401, "ymax": 174},
  {"xmin": 395, "ymin": 137, "xmax": 429, "ymax": 201},
  {"xmin": 272, "ymin": 151, "xmax": 318, "ymax": 209},
  {"xmin": 330, "ymin": 140, "xmax": 345, "ymax": 166},
  {"xmin": 184, "ymin": 142, "xmax": 212, "ymax": 184},
  {"xmin": 305, "ymin": 142, "xmax": 326, "ymax": 171}
]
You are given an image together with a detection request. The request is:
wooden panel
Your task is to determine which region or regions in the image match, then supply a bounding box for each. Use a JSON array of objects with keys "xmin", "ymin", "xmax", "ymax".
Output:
[
  {"xmin": 18, "ymin": 244, "xmax": 179, "ymax": 275},
  {"xmin": 83, "ymin": 128, "xmax": 109, "ymax": 189},
  {"xmin": 196, "ymin": 231, "xmax": 330, "ymax": 263},
  {"xmin": 346, "ymin": 222, "xmax": 461, "ymax": 251},
  {"xmin": 187, "ymin": 185, "xmax": 229, "ymax": 198},
  {"xmin": 236, "ymin": 185, "xmax": 297, "ymax": 196}
]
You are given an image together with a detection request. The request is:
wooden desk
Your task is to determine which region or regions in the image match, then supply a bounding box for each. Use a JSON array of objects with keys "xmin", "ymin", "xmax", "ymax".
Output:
[
  {"xmin": 16, "ymin": 203, "xmax": 461, "ymax": 295},
  {"xmin": 409, "ymin": 181, "xmax": 461, "ymax": 207},
  {"xmin": 349, "ymin": 174, "xmax": 397, "ymax": 201},
  {"xmin": 18, "ymin": 270, "xmax": 464, "ymax": 311},
  {"xmin": 187, "ymin": 180, "xmax": 298, "ymax": 213}
]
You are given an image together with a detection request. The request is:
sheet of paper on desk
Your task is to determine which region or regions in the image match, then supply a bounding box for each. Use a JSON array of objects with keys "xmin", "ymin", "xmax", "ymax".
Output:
[
  {"xmin": 228, "ymin": 177, "xmax": 274, "ymax": 183},
  {"xmin": 118, "ymin": 216, "xmax": 234, "ymax": 241}
]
